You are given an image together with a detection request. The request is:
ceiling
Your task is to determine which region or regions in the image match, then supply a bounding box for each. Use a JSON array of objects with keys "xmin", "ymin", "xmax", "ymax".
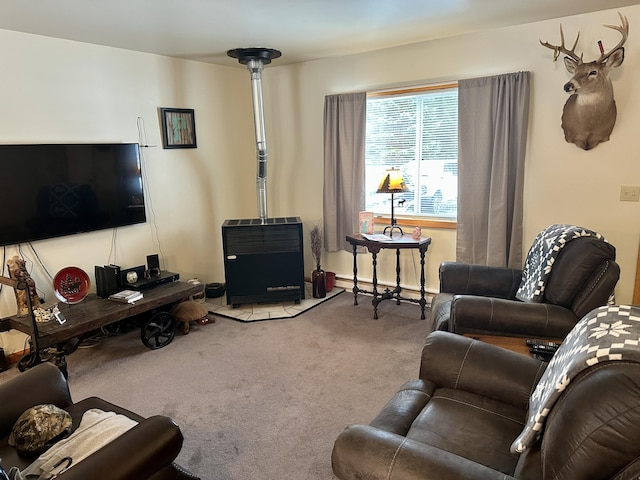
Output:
[{"xmin": 0, "ymin": 0, "xmax": 638, "ymax": 68}]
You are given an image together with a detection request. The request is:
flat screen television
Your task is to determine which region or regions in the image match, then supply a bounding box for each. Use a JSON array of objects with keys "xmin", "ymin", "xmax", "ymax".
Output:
[{"xmin": 0, "ymin": 143, "xmax": 146, "ymax": 246}]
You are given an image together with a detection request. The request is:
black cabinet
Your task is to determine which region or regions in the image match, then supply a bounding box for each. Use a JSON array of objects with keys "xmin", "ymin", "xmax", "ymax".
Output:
[{"xmin": 222, "ymin": 217, "xmax": 305, "ymax": 307}]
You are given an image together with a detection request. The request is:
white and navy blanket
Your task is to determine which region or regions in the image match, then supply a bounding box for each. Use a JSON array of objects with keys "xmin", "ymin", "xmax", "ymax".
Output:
[
  {"xmin": 511, "ymin": 304, "xmax": 640, "ymax": 454},
  {"xmin": 515, "ymin": 224, "xmax": 608, "ymax": 302}
]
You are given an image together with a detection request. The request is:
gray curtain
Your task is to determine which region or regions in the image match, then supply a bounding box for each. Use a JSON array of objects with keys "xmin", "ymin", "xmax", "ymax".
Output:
[
  {"xmin": 323, "ymin": 92, "xmax": 367, "ymax": 252},
  {"xmin": 456, "ymin": 71, "xmax": 530, "ymax": 268}
]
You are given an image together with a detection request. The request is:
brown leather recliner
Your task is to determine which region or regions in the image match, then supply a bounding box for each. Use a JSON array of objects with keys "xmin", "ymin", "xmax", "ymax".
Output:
[
  {"xmin": 429, "ymin": 234, "xmax": 620, "ymax": 340},
  {"xmin": 332, "ymin": 330, "xmax": 640, "ymax": 479},
  {"xmin": 0, "ymin": 362, "xmax": 199, "ymax": 480}
]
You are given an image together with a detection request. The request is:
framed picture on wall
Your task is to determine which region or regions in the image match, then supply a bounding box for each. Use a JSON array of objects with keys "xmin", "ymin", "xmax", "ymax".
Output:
[{"xmin": 160, "ymin": 108, "xmax": 197, "ymax": 149}]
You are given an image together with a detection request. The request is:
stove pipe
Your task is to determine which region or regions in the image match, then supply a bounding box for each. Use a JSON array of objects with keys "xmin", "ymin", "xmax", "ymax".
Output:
[{"xmin": 227, "ymin": 47, "xmax": 282, "ymax": 222}]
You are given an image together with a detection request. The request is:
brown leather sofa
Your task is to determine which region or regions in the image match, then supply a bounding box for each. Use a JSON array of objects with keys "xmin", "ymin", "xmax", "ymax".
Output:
[
  {"xmin": 429, "ymin": 235, "xmax": 619, "ymax": 340},
  {"xmin": 332, "ymin": 331, "xmax": 640, "ymax": 479},
  {"xmin": 0, "ymin": 362, "xmax": 199, "ymax": 479}
]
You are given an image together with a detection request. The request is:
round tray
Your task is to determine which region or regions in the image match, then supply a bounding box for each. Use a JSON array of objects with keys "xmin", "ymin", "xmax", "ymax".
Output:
[{"xmin": 54, "ymin": 266, "xmax": 90, "ymax": 304}]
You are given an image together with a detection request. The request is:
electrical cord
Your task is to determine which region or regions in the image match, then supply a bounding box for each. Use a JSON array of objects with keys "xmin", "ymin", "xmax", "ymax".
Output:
[
  {"xmin": 137, "ymin": 116, "xmax": 167, "ymax": 270},
  {"xmin": 107, "ymin": 227, "xmax": 118, "ymax": 266},
  {"xmin": 27, "ymin": 242, "xmax": 54, "ymax": 281}
]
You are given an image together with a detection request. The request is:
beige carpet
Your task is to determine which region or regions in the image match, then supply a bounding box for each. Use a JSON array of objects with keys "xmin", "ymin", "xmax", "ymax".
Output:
[{"xmin": 0, "ymin": 292, "xmax": 429, "ymax": 480}]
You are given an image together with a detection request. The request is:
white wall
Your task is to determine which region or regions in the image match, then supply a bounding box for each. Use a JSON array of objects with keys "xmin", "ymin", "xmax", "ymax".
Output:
[
  {"xmin": 1, "ymin": 5, "xmax": 639, "ymax": 354},
  {"xmin": 0, "ymin": 31, "xmax": 254, "ymax": 353},
  {"xmin": 264, "ymin": 5, "xmax": 640, "ymax": 306}
]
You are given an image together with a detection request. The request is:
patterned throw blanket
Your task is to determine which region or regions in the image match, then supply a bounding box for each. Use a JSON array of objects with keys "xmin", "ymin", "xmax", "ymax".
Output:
[
  {"xmin": 515, "ymin": 224, "xmax": 608, "ymax": 302},
  {"xmin": 511, "ymin": 304, "xmax": 640, "ymax": 454}
]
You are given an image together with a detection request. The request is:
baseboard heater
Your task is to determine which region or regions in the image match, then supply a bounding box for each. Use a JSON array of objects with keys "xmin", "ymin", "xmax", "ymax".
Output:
[{"xmin": 222, "ymin": 217, "xmax": 305, "ymax": 307}]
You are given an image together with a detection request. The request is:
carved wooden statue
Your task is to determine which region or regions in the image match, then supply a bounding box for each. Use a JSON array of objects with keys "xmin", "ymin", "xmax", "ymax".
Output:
[
  {"xmin": 7, "ymin": 255, "xmax": 41, "ymax": 317},
  {"xmin": 540, "ymin": 13, "xmax": 628, "ymax": 150}
]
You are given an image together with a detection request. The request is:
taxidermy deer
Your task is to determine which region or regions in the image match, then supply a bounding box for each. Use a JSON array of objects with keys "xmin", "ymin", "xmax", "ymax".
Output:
[{"xmin": 540, "ymin": 13, "xmax": 628, "ymax": 150}]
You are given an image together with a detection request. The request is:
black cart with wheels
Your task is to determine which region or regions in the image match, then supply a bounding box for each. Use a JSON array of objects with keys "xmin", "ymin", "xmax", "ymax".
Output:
[{"xmin": 0, "ymin": 281, "xmax": 202, "ymax": 375}]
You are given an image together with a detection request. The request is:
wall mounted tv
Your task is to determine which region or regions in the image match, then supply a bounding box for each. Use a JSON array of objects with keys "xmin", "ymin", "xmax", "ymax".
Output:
[{"xmin": 0, "ymin": 143, "xmax": 146, "ymax": 247}]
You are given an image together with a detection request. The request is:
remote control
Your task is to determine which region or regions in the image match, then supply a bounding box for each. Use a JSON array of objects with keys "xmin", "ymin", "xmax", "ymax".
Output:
[
  {"xmin": 526, "ymin": 339, "xmax": 560, "ymax": 348},
  {"xmin": 530, "ymin": 344, "xmax": 558, "ymax": 353}
]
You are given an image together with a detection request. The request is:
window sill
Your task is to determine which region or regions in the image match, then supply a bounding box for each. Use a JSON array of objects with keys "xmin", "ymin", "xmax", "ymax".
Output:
[{"xmin": 374, "ymin": 215, "xmax": 456, "ymax": 230}]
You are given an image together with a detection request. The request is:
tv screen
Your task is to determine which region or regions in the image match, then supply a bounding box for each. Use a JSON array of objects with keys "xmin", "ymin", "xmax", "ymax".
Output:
[{"xmin": 0, "ymin": 143, "xmax": 146, "ymax": 246}]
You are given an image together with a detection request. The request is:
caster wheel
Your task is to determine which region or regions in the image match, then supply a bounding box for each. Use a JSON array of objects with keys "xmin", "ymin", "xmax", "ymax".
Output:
[{"xmin": 141, "ymin": 311, "xmax": 176, "ymax": 349}]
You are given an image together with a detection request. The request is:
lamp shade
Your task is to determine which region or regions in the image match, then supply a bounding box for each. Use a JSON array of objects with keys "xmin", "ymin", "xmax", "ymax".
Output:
[{"xmin": 376, "ymin": 167, "xmax": 408, "ymax": 194}]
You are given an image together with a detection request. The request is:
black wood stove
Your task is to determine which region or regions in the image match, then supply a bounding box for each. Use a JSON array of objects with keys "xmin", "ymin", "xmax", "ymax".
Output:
[{"xmin": 222, "ymin": 48, "xmax": 305, "ymax": 307}]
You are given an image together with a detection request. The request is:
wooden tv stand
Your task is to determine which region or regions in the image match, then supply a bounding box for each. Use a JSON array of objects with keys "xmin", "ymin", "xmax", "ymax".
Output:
[{"xmin": 0, "ymin": 280, "xmax": 202, "ymax": 371}]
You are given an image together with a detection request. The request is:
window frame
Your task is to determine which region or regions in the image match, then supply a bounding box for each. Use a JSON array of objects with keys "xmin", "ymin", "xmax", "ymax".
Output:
[{"xmin": 366, "ymin": 82, "xmax": 458, "ymax": 230}]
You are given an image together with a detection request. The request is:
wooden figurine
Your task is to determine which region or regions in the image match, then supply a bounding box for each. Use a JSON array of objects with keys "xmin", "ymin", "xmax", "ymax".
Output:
[{"xmin": 7, "ymin": 256, "xmax": 41, "ymax": 317}]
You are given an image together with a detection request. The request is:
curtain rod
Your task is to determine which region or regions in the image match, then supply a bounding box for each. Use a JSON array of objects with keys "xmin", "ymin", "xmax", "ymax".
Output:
[{"xmin": 367, "ymin": 82, "xmax": 458, "ymax": 97}]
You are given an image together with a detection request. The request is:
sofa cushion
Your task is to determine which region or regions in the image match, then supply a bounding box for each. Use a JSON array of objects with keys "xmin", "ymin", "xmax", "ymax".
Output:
[
  {"xmin": 406, "ymin": 387, "xmax": 526, "ymax": 474},
  {"xmin": 544, "ymin": 237, "xmax": 616, "ymax": 308}
]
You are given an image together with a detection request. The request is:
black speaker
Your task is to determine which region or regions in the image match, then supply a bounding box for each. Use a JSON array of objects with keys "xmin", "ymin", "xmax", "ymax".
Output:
[
  {"xmin": 147, "ymin": 254, "xmax": 160, "ymax": 277},
  {"xmin": 95, "ymin": 264, "xmax": 121, "ymax": 298}
]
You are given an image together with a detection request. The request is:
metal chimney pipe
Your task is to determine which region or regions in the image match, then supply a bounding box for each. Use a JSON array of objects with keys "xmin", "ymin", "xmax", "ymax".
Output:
[{"xmin": 227, "ymin": 47, "xmax": 282, "ymax": 222}]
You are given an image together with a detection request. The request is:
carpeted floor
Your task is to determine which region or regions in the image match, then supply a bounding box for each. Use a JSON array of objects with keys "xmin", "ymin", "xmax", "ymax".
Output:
[{"xmin": 0, "ymin": 292, "xmax": 429, "ymax": 480}]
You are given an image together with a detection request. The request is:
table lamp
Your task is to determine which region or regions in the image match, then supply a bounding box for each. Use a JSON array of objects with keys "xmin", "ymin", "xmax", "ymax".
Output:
[{"xmin": 376, "ymin": 167, "xmax": 408, "ymax": 236}]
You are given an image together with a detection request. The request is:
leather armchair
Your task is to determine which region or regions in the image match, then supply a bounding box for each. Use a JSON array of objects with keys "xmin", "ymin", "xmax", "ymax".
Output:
[
  {"xmin": 0, "ymin": 363, "xmax": 199, "ymax": 480},
  {"xmin": 429, "ymin": 235, "xmax": 620, "ymax": 340},
  {"xmin": 332, "ymin": 331, "xmax": 640, "ymax": 479}
]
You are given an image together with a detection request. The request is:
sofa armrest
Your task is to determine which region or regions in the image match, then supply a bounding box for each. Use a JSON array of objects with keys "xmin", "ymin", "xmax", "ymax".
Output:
[
  {"xmin": 57, "ymin": 415, "xmax": 183, "ymax": 480},
  {"xmin": 369, "ymin": 379, "xmax": 435, "ymax": 436},
  {"xmin": 439, "ymin": 261, "xmax": 522, "ymax": 298},
  {"xmin": 450, "ymin": 295, "xmax": 578, "ymax": 339},
  {"xmin": 0, "ymin": 363, "xmax": 72, "ymax": 435},
  {"xmin": 332, "ymin": 424, "xmax": 516, "ymax": 480},
  {"xmin": 419, "ymin": 331, "xmax": 545, "ymax": 409}
]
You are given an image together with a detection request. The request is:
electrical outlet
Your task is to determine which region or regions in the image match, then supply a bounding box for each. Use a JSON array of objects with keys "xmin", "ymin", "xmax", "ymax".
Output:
[{"xmin": 620, "ymin": 185, "xmax": 640, "ymax": 202}]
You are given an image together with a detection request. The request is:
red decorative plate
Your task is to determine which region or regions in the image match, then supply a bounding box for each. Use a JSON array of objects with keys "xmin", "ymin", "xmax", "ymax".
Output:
[{"xmin": 54, "ymin": 267, "xmax": 90, "ymax": 304}]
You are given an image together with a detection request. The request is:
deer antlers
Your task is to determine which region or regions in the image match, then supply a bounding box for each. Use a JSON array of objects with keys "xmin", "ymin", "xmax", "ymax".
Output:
[
  {"xmin": 540, "ymin": 12, "xmax": 629, "ymax": 65},
  {"xmin": 600, "ymin": 13, "xmax": 629, "ymax": 62},
  {"xmin": 540, "ymin": 25, "xmax": 581, "ymax": 62}
]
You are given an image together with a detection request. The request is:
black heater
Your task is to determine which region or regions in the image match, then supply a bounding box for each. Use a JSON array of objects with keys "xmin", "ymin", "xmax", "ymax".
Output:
[{"xmin": 222, "ymin": 217, "xmax": 305, "ymax": 307}]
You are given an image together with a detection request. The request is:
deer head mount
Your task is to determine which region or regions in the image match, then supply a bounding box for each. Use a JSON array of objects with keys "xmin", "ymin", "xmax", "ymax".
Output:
[{"xmin": 540, "ymin": 13, "xmax": 628, "ymax": 150}]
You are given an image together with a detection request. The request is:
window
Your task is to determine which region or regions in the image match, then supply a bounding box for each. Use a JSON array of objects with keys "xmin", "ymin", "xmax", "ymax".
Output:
[{"xmin": 364, "ymin": 84, "xmax": 458, "ymax": 221}]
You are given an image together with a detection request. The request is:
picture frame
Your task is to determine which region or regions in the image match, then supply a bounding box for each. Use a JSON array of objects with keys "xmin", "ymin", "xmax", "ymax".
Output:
[
  {"xmin": 160, "ymin": 108, "xmax": 197, "ymax": 149},
  {"xmin": 358, "ymin": 211, "xmax": 374, "ymax": 234}
]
